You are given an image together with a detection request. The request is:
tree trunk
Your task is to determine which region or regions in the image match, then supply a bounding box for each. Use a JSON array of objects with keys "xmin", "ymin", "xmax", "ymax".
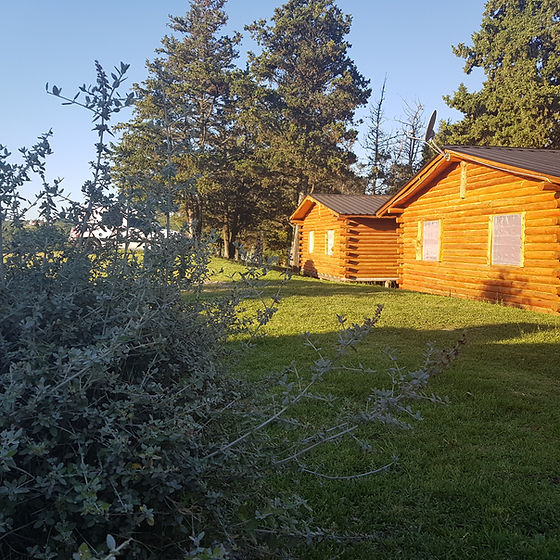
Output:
[
  {"xmin": 222, "ymin": 224, "xmax": 231, "ymax": 259},
  {"xmin": 290, "ymin": 223, "xmax": 301, "ymax": 270}
]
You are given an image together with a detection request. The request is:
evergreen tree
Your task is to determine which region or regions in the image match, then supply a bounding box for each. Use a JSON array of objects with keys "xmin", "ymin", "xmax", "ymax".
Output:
[
  {"xmin": 440, "ymin": 0, "xmax": 560, "ymax": 147},
  {"xmin": 201, "ymin": 71, "xmax": 268, "ymax": 258},
  {"xmin": 246, "ymin": 0, "xmax": 370, "ymax": 261},
  {"xmin": 114, "ymin": 0, "xmax": 257, "ymax": 255}
]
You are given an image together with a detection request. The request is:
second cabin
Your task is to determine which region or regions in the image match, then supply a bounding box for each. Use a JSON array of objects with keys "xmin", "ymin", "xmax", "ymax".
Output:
[{"xmin": 290, "ymin": 193, "xmax": 399, "ymax": 283}]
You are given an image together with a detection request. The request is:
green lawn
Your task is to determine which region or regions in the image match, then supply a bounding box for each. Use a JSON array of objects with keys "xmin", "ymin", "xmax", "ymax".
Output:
[{"xmin": 207, "ymin": 258, "xmax": 560, "ymax": 559}]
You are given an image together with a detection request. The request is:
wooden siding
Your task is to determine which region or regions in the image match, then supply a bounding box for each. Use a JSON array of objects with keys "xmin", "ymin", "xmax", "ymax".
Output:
[
  {"xmin": 344, "ymin": 217, "xmax": 399, "ymax": 280},
  {"xmin": 298, "ymin": 202, "xmax": 345, "ymax": 279},
  {"xmin": 297, "ymin": 202, "xmax": 399, "ymax": 281},
  {"xmin": 397, "ymin": 161, "xmax": 560, "ymax": 313}
]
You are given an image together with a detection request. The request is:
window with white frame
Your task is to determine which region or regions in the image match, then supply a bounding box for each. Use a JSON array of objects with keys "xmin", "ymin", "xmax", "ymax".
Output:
[
  {"xmin": 308, "ymin": 230, "xmax": 315, "ymax": 254},
  {"xmin": 422, "ymin": 220, "xmax": 440, "ymax": 261},
  {"xmin": 491, "ymin": 214, "xmax": 523, "ymax": 266},
  {"xmin": 326, "ymin": 229, "xmax": 335, "ymax": 256}
]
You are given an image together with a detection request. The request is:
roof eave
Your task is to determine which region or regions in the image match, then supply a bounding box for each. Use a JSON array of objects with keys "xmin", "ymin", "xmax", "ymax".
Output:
[
  {"xmin": 376, "ymin": 149, "xmax": 560, "ymax": 217},
  {"xmin": 289, "ymin": 195, "xmax": 320, "ymax": 222},
  {"xmin": 375, "ymin": 153, "xmax": 448, "ymax": 216},
  {"xmin": 341, "ymin": 213, "xmax": 390, "ymax": 219}
]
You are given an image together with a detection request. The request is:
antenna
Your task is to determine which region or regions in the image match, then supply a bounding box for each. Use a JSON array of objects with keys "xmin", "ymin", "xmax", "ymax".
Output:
[
  {"xmin": 407, "ymin": 109, "xmax": 449, "ymax": 160},
  {"xmin": 424, "ymin": 110, "xmax": 437, "ymax": 143}
]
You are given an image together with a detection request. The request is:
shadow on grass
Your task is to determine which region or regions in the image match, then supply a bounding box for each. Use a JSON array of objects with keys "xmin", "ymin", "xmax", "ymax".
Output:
[
  {"xmin": 235, "ymin": 324, "xmax": 560, "ymax": 559},
  {"xmin": 216, "ymin": 276, "xmax": 560, "ymax": 560},
  {"xmin": 236, "ymin": 320, "xmax": 560, "ymax": 389},
  {"xmin": 204, "ymin": 276, "xmax": 405, "ymax": 299}
]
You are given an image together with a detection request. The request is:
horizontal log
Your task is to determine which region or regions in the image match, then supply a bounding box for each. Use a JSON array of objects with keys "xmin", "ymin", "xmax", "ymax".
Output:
[
  {"xmin": 401, "ymin": 278, "xmax": 559, "ymax": 305},
  {"xmin": 424, "ymin": 222, "xmax": 559, "ymax": 236},
  {"xmin": 403, "ymin": 190, "xmax": 555, "ymax": 208},
  {"xmin": 401, "ymin": 201, "xmax": 558, "ymax": 222},
  {"xmin": 346, "ymin": 248, "xmax": 398, "ymax": 253},
  {"xmin": 346, "ymin": 239, "xmax": 399, "ymax": 244},
  {"xmin": 421, "ymin": 182, "xmax": 536, "ymax": 202},
  {"xmin": 402, "ymin": 276, "xmax": 558, "ymax": 304},
  {"xmin": 400, "ymin": 282, "xmax": 558, "ymax": 313},
  {"xmin": 405, "ymin": 269, "xmax": 560, "ymax": 293},
  {"xmin": 402, "ymin": 259, "xmax": 559, "ymax": 275},
  {"xmin": 346, "ymin": 256, "xmax": 399, "ymax": 261},
  {"xmin": 346, "ymin": 272, "xmax": 398, "ymax": 277},
  {"xmin": 400, "ymin": 209, "xmax": 560, "ymax": 224},
  {"xmin": 346, "ymin": 265, "xmax": 399, "ymax": 270}
]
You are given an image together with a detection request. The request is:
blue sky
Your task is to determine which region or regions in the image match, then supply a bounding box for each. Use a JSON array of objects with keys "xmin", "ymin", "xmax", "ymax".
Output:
[{"xmin": 1, "ymin": 1, "xmax": 486, "ymax": 204}]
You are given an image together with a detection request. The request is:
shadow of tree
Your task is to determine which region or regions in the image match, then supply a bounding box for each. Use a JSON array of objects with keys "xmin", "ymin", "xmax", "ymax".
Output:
[
  {"xmin": 238, "ymin": 320, "xmax": 560, "ymax": 397},
  {"xmin": 478, "ymin": 270, "xmax": 558, "ymax": 314},
  {"xmin": 302, "ymin": 259, "xmax": 319, "ymax": 278}
]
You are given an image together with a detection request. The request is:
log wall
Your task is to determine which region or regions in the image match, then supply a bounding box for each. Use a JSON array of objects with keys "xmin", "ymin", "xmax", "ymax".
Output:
[
  {"xmin": 397, "ymin": 161, "xmax": 560, "ymax": 313},
  {"xmin": 298, "ymin": 202, "xmax": 345, "ymax": 279},
  {"xmin": 344, "ymin": 217, "xmax": 399, "ymax": 280},
  {"xmin": 298, "ymin": 204, "xmax": 399, "ymax": 281}
]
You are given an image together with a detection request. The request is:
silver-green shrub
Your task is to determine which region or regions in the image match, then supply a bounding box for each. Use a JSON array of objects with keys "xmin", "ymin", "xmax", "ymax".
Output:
[{"xmin": 0, "ymin": 63, "xmax": 245, "ymax": 559}]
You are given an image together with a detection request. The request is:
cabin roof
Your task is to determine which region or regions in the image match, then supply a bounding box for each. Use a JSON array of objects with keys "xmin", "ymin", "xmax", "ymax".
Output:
[
  {"xmin": 377, "ymin": 146, "xmax": 560, "ymax": 216},
  {"xmin": 446, "ymin": 145, "xmax": 560, "ymax": 179},
  {"xmin": 290, "ymin": 193, "xmax": 392, "ymax": 222}
]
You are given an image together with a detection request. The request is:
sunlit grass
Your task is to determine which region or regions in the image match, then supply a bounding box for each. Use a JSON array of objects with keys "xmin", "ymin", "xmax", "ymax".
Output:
[{"xmin": 205, "ymin": 258, "xmax": 560, "ymax": 559}]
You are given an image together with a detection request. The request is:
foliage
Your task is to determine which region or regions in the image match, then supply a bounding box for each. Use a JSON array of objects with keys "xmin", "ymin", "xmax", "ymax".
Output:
[
  {"xmin": 113, "ymin": 0, "xmax": 267, "ymax": 257},
  {"xmin": 363, "ymin": 95, "xmax": 426, "ymax": 194},
  {"xmin": 440, "ymin": 0, "xmax": 560, "ymax": 148},
  {"xmin": 114, "ymin": 0, "xmax": 373, "ymax": 260},
  {"xmin": 247, "ymin": 0, "xmax": 370, "ymax": 203},
  {"xmin": 383, "ymin": 100, "xmax": 425, "ymax": 194},
  {"xmin": 1, "ymin": 60, "xmax": 459, "ymax": 559},
  {"xmin": 0, "ymin": 229, "xmax": 236, "ymax": 559},
  {"xmin": 0, "ymin": 61, "xmax": 243, "ymax": 559},
  {"xmin": 246, "ymin": 0, "xmax": 371, "ymax": 261}
]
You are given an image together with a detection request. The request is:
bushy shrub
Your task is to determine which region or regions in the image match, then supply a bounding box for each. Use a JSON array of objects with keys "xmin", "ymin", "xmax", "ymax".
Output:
[
  {"xmin": 0, "ymin": 63, "xmax": 246, "ymax": 558},
  {"xmin": 0, "ymin": 230, "xmax": 238, "ymax": 559}
]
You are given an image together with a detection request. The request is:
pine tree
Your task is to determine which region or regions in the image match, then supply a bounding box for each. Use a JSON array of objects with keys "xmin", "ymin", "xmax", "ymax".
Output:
[
  {"xmin": 440, "ymin": 0, "xmax": 560, "ymax": 148},
  {"xmin": 246, "ymin": 0, "xmax": 370, "ymax": 262},
  {"xmin": 114, "ymin": 0, "xmax": 254, "ymax": 255}
]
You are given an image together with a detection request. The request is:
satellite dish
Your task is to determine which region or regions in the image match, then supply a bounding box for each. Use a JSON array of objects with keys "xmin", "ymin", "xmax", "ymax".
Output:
[{"xmin": 424, "ymin": 109, "xmax": 437, "ymax": 143}]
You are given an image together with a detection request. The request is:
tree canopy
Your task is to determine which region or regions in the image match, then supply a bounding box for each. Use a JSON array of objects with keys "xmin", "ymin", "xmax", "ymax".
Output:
[
  {"xmin": 247, "ymin": 0, "xmax": 371, "ymax": 205},
  {"xmin": 440, "ymin": 0, "xmax": 560, "ymax": 148},
  {"xmin": 113, "ymin": 0, "xmax": 371, "ymax": 259}
]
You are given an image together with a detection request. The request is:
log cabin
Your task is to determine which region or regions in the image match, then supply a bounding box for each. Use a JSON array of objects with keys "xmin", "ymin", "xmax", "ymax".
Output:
[
  {"xmin": 376, "ymin": 146, "xmax": 560, "ymax": 313},
  {"xmin": 290, "ymin": 193, "xmax": 399, "ymax": 282}
]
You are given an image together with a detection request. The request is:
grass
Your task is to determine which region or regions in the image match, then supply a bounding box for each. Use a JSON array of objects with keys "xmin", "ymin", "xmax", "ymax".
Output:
[{"xmin": 206, "ymin": 258, "xmax": 560, "ymax": 559}]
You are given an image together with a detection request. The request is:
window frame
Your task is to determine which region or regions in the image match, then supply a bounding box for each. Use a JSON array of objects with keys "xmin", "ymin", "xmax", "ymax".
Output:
[
  {"xmin": 421, "ymin": 219, "xmax": 441, "ymax": 262},
  {"xmin": 488, "ymin": 213, "xmax": 525, "ymax": 267},
  {"xmin": 326, "ymin": 229, "xmax": 335, "ymax": 256}
]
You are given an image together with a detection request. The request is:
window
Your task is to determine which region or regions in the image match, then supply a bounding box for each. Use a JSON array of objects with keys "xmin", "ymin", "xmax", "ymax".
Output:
[
  {"xmin": 490, "ymin": 214, "xmax": 523, "ymax": 266},
  {"xmin": 422, "ymin": 220, "xmax": 440, "ymax": 261},
  {"xmin": 308, "ymin": 230, "xmax": 315, "ymax": 254},
  {"xmin": 326, "ymin": 229, "xmax": 335, "ymax": 256}
]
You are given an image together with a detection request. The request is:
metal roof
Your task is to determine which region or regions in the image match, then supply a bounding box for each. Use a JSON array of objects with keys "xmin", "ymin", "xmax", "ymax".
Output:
[
  {"xmin": 445, "ymin": 145, "xmax": 560, "ymax": 179},
  {"xmin": 309, "ymin": 193, "xmax": 393, "ymax": 215}
]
